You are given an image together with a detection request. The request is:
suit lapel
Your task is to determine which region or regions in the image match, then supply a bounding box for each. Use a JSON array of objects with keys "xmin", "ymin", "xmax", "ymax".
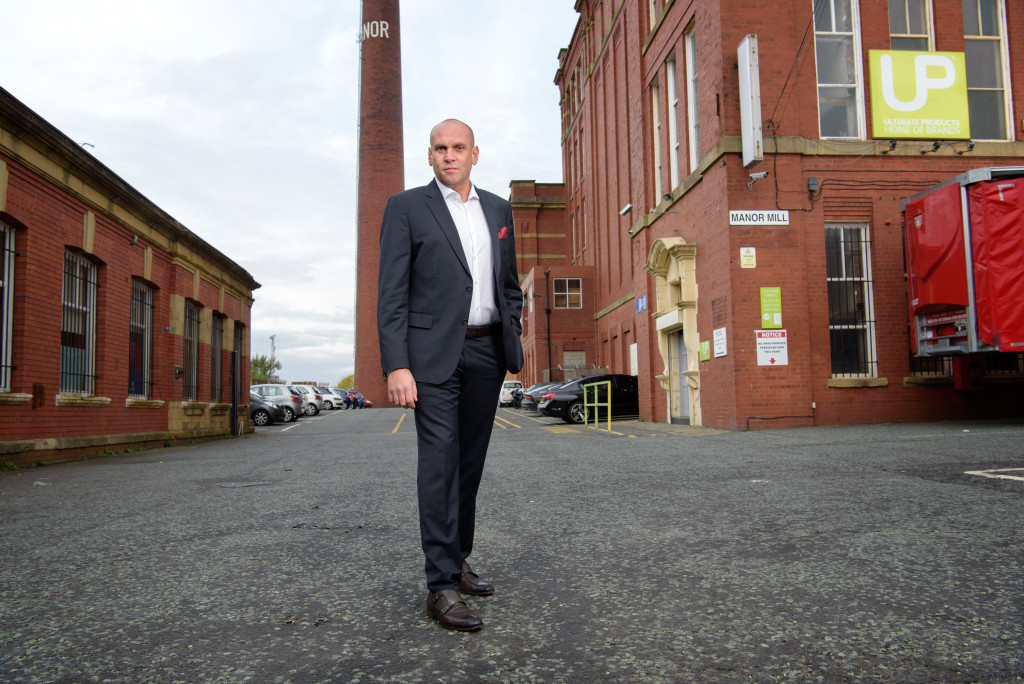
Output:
[{"xmin": 423, "ymin": 181, "xmax": 471, "ymax": 276}]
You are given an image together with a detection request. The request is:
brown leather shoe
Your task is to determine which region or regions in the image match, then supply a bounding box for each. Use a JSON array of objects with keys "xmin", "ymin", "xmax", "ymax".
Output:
[
  {"xmin": 426, "ymin": 589, "xmax": 483, "ymax": 631},
  {"xmin": 460, "ymin": 561, "xmax": 495, "ymax": 596}
]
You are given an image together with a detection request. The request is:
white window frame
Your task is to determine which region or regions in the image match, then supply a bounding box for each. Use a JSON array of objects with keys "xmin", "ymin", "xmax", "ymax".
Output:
[
  {"xmin": 685, "ymin": 27, "xmax": 701, "ymax": 172},
  {"xmin": 0, "ymin": 222, "xmax": 14, "ymax": 392},
  {"xmin": 651, "ymin": 82, "xmax": 663, "ymax": 206},
  {"xmin": 666, "ymin": 58, "xmax": 681, "ymax": 189},
  {"xmin": 812, "ymin": 0, "xmax": 866, "ymax": 140},
  {"xmin": 61, "ymin": 250, "xmax": 98, "ymax": 395},
  {"xmin": 888, "ymin": 0, "xmax": 934, "ymax": 51},
  {"xmin": 554, "ymin": 277, "xmax": 583, "ymax": 309},
  {"xmin": 962, "ymin": 0, "xmax": 1012, "ymax": 141},
  {"xmin": 825, "ymin": 223, "xmax": 877, "ymax": 378}
]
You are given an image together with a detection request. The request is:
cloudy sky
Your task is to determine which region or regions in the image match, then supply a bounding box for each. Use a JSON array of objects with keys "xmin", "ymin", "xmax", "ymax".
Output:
[{"xmin": 2, "ymin": 0, "xmax": 579, "ymax": 386}]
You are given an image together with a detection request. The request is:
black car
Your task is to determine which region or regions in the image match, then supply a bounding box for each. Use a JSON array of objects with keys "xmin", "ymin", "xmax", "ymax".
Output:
[
  {"xmin": 538, "ymin": 374, "xmax": 639, "ymax": 424},
  {"xmin": 520, "ymin": 381, "xmax": 562, "ymax": 412},
  {"xmin": 250, "ymin": 391, "xmax": 286, "ymax": 427}
]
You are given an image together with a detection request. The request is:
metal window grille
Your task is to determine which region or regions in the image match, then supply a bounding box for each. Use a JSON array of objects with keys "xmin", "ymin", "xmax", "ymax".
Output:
[
  {"xmin": 183, "ymin": 301, "xmax": 199, "ymax": 401},
  {"xmin": 825, "ymin": 224, "xmax": 877, "ymax": 377},
  {"xmin": 554, "ymin": 278, "xmax": 582, "ymax": 309},
  {"xmin": 986, "ymin": 352, "xmax": 1024, "ymax": 376},
  {"xmin": 0, "ymin": 223, "xmax": 14, "ymax": 392},
  {"xmin": 128, "ymin": 280, "xmax": 153, "ymax": 397},
  {"xmin": 210, "ymin": 315, "xmax": 223, "ymax": 401},
  {"xmin": 909, "ymin": 355, "xmax": 951, "ymax": 376},
  {"xmin": 60, "ymin": 251, "xmax": 97, "ymax": 394}
]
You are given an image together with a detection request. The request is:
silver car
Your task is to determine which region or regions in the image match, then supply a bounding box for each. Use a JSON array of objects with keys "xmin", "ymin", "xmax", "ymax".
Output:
[
  {"xmin": 250, "ymin": 384, "xmax": 304, "ymax": 422},
  {"xmin": 291, "ymin": 385, "xmax": 324, "ymax": 416}
]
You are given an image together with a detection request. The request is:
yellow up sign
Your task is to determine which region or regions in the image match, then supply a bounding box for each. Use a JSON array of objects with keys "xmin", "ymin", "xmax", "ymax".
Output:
[{"xmin": 869, "ymin": 50, "xmax": 970, "ymax": 140}]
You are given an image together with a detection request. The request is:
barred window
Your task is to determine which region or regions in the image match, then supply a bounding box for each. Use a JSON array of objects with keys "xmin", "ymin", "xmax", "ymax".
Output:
[
  {"xmin": 129, "ymin": 280, "xmax": 154, "ymax": 397},
  {"xmin": 61, "ymin": 251, "xmax": 98, "ymax": 394},
  {"xmin": 183, "ymin": 301, "xmax": 199, "ymax": 401},
  {"xmin": 210, "ymin": 315, "xmax": 223, "ymax": 402},
  {"xmin": 554, "ymin": 278, "xmax": 582, "ymax": 309},
  {"xmin": 0, "ymin": 222, "xmax": 14, "ymax": 391},
  {"xmin": 825, "ymin": 224, "xmax": 877, "ymax": 377}
]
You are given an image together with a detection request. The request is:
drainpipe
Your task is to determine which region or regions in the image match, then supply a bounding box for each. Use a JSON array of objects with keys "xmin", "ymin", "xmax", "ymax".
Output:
[{"xmin": 544, "ymin": 269, "xmax": 552, "ymax": 382}]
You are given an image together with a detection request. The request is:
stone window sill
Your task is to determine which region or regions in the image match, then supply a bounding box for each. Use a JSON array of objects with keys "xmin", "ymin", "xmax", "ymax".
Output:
[
  {"xmin": 826, "ymin": 378, "xmax": 889, "ymax": 389},
  {"xmin": 56, "ymin": 394, "xmax": 112, "ymax": 407}
]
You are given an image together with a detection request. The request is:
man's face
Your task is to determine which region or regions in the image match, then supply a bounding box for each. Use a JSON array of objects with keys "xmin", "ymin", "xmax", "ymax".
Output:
[{"xmin": 428, "ymin": 121, "xmax": 478, "ymax": 193}]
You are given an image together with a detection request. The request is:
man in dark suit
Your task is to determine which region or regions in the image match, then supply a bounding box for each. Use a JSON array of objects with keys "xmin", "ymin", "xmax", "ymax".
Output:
[{"xmin": 377, "ymin": 119, "xmax": 524, "ymax": 631}]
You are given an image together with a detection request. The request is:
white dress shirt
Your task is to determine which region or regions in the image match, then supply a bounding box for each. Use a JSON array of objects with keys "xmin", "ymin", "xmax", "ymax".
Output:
[{"xmin": 435, "ymin": 178, "xmax": 498, "ymax": 326}]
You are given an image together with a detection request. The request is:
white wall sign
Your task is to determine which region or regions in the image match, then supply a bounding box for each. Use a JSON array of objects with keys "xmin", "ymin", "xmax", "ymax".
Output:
[
  {"xmin": 713, "ymin": 327, "xmax": 728, "ymax": 358},
  {"xmin": 755, "ymin": 329, "xmax": 788, "ymax": 366},
  {"xmin": 740, "ymin": 247, "xmax": 756, "ymax": 268},
  {"xmin": 730, "ymin": 210, "xmax": 789, "ymax": 225}
]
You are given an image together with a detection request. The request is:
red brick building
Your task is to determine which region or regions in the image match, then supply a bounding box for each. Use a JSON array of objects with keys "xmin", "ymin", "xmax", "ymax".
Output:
[
  {"xmin": 0, "ymin": 88, "xmax": 260, "ymax": 464},
  {"xmin": 514, "ymin": 0, "xmax": 1024, "ymax": 429}
]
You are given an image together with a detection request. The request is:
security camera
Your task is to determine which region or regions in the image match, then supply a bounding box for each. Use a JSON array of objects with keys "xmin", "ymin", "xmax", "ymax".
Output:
[
  {"xmin": 619, "ymin": 203, "xmax": 633, "ymax": 216},
  {"xmin": 749, "ymin": 171, "xmax": 768, "ymax": 180}
]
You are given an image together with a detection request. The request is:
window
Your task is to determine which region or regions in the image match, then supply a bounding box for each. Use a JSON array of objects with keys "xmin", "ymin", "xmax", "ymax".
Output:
[
  {"xmin": 183, "ymin": 301, "xmax": 199, "ymax": 401},
  {"xmin": 825, "ymin": 224, "xmax": 877, "ymax": 377},
  {"xmin": 889, "ymin": 0, "xmax": 932, "ymax": 50},
  {"xmin": 685, "ymin": 27, "xmax": 700, "ymax": 171},
  {"xmin": 648, "ymin": 0, "xmax": 662, "ymax": 30},
  {"xmin": 61, "ymin": 251, "xmax": 97, "ymax": 394},
  {"xmin": 210, "ymin": 314, "xmax": 223, "ymax": 402},
  {"xmin": 554, "ymin": 278, "xmax": 582, "ymax": 309},
  {"xmin": 962, "ymin": 0, "xmax": 1009, "ymax": 140},
  {"xmin": 813, "ymin": 0, "xmax": 864, "ymax": 138},
  {"xmin": 128, "ymin": 280, "xmax": 153, "ymax": 398},
  {"xmin": 0, "ymin": 222, "xmax": 14, "ymax": 391},
  {"xmin": 651, "ymin": 82, "xmax": 663, "ymax": 204},
  {"xmin": 666, "ymin": 59, "xmax": 681, "ymax": 188}
]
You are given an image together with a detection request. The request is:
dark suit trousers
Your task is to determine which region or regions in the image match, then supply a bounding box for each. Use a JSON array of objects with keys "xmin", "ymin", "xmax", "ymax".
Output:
[{"xmin": 413, "ymin": 332, "xmax": 505, "ymax": 592}]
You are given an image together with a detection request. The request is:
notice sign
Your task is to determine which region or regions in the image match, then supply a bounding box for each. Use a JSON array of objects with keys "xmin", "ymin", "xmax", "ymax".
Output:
[
  {"xmin": 713, "ymin": 327, "xmax": 728, "ymax": 358},
  {"xmin": 756, "ymin": 330, "xmax": 788, "ymax": 366}
]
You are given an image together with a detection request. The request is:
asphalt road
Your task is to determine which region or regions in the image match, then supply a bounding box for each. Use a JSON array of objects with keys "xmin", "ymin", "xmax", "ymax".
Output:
[{"xmin": 1, "ymin": 409, "xmax": 1022, "ymax": 683}]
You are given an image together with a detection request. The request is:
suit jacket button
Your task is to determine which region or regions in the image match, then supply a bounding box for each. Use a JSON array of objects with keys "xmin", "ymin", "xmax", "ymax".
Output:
[
  {"xmin": 466, "ymin": 285, "xmax": 472, "ymax": 292},
  {"xmin": 461, "ymin": 320, "xmax": 468, "ymax": 326}
]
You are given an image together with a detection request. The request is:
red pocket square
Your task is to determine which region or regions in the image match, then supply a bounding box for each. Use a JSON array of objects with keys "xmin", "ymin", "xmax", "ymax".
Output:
[{"xmin": 498, "ymin": 226, "xmax": 508, "ymax": 239}]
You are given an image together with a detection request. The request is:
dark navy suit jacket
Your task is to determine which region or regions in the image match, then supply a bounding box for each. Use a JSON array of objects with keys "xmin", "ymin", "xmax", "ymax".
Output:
[{"xmin": 377, "ymin": 180, "xmax": 524, "ymax": 384}]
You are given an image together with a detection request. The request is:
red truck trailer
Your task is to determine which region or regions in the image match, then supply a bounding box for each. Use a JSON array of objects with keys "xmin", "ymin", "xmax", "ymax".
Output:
[{"xmin": 902, "ymin": 167, "xmax": 1024, "ymax": 360}]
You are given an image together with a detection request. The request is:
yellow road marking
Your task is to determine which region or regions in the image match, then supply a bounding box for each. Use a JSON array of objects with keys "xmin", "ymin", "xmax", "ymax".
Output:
[
  {"xmin": 391, "ymin": 413, "xmax": 406, "ymax": 434},
  {"xmin": 494, "ymin": 415, "xmax": 521, "ymax": 429},
  {"xmin": 543, "ymin": 426, "xmax": 579, "ymax": 434}
]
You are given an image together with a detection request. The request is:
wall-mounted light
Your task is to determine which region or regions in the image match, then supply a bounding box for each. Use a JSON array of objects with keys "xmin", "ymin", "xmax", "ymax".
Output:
[
  {"xmin": 662, "ymin": 193, "xmax": 673, "ymax": 201},
  {"xmin": 174, "ymin": 365, "xmax": 184, "ymax": 381},
  {"xmin": 957, "ymin": 140, "xmax": 975, "ymax": 155},
  {"xmin": 882, "ymin": 140, "xmax": 897, "ymax": 154},
  {"xmin": 619, "ymin": 203, "xmax": 633, "ymax": 216},
  {"xmin": 922, "ymin": 141, "xmax": 942, "ymax": 154}
]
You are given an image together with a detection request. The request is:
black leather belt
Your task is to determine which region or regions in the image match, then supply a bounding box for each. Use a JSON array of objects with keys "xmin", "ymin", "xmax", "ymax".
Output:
[{"xmin": 465, "ymin": 323, "xmax": 501, "ymax": 338}]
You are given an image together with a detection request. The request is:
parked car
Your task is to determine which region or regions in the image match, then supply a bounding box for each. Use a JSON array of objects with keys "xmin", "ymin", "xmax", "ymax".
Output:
[
  {"xmin": 349, "ymin": 390, "xmax": 366, "ymax": 408},
  {"xmin": 249, "ymin": 391, "xmax": 285, "ymax": 426},
  {"xmin": 520, "ymin": 381, "xmax": 562, "ymax": 412},
  {"xmin": 498, "ymin": 380, "xmax": 524, "ymax": 407},
  {"xmin": 318, "ymin": 387, "xmax": 341, "ymax": 410},
  {"xmin": 538, "ymin": 374, "xmax": 640, "ymax": 424},
  {"xmin": 250, "ymin": 383, "xmax": 304, "ymax": 422},
  {"xmin": 291, "ymin": 385, "xmax": 324, "ymax": 415},
  {"xmin": 324, "ymin": 387, "xmax": 350, "ymax": 409}
]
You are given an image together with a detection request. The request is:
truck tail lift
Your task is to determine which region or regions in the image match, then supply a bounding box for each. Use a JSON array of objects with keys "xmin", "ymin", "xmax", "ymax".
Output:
[{"xmin": 902, "ymin": 167, "xmax": 1024, "ymax": 362}]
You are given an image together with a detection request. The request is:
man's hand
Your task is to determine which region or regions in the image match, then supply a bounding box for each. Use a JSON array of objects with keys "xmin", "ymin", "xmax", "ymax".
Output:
[{"xmin": 387, "ymin": 368, "xmax": 418, "ymax": 408}]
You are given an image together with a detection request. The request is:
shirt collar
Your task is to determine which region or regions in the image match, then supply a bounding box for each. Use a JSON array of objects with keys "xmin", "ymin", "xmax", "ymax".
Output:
[{"xmin": 435, "ymin": 177, "xmax": 479, "ymax": 203}]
